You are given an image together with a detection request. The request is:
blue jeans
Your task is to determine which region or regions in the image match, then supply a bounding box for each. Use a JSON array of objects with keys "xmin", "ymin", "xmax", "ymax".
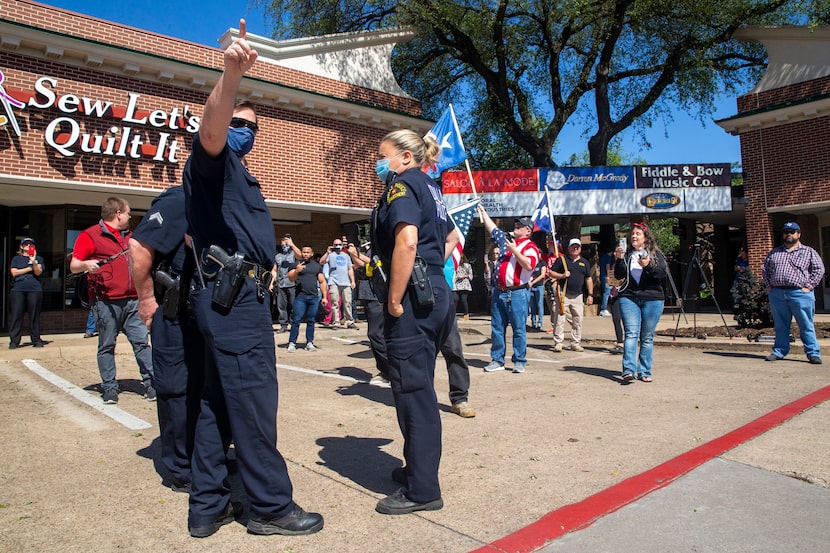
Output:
[
  {"xmin": 618, "ymin": 296, "xmax": 664, "ymax": 378},
  {"xmin": 93, "ymin": 298, "xmax": 154, "ymax": 391},
  {"xmin": 529, "ymin": 285, "xmax": 545, "ymax": 328},
  {"xmin": 601, "ymin": 283, "xmax": 612, "ymax": 311},
  {"xmin": 289, "ymin": 294, "xmax": 320, "ymax": 345},
  {"xmin": 86, "ymin": 309, "xmax": 97, "ymax": 334},
  {"xmin": 490, "ymin": 287, "xmax": 530, "ymax": 364},
  {"xmin": 768, "ymin": 287, "xmax": 821, "ymax": 358}
]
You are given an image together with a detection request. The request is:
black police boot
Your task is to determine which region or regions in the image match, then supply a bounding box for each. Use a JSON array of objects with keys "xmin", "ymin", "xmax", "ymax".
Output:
[
  {"xmin": 188, "ymin": 500, "xmax": 242, "ymax": 538},
  {"xmin": 375, "ymin": 488, "xmax": 443, "ymax": 515},
  {"xmin": 247, "ymin": 504, "xmax": 324, "ymax": 536}
]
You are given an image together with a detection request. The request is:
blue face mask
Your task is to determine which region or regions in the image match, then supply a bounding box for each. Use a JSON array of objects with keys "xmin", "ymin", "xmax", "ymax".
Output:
[
  {"xmin": 376, "ymin": 151, "xmax": 404, "ymax": 184},
  {"xmin": 227, "ymin": 127, "xmax": 255, "ymax": 157},
  {"xmin": 376, "ymin": 158, "xmax": 395, "ymax": 184}
]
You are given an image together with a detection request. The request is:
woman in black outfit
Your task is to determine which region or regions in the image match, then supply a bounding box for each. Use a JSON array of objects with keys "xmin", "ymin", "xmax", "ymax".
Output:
[{"xmin": 8, "ymin": 237, "xmax": 45, "ymax": 348}]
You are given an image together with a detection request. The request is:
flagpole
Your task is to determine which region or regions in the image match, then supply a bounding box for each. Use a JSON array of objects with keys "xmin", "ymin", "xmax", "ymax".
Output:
[
  {"xmin": 545, "ymin": 186, "xmax": 557, "ymax": 256},
  {"xmin": 542, "ymin": 183, "xmax": 565, "ymax": 315}
]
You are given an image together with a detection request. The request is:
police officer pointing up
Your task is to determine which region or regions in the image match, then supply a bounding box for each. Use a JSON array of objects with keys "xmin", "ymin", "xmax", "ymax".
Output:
[
  {"xmin": 182, "ymin": 19, "xmax": 322, "ymax": 538},
  {"xmin": 371, "ymin": 129, "xmax": 460, "ymax": 515}
]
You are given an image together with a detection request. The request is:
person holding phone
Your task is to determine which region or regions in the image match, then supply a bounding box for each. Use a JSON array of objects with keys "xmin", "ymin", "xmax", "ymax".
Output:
[
  {"xmin": 286, "ymin": 246, "xmax": 327, "ymax": 352},
  {"xmin": 613, "ymin": 222, "xmax": 668, "ymax": 382},
  {"xmin": 8, "ymin": 237, "xmax": 45, "ymax": 349}
]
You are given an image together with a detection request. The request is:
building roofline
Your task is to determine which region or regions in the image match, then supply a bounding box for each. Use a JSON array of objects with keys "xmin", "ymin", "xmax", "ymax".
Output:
[{"xmin": 0, "ymin": 18, "xmax": 431, "ymax": 133}]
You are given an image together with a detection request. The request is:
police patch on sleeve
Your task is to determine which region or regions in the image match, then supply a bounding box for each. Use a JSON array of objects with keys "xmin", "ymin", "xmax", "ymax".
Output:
[{"xmin": 386, "ymin": 182, "xmax": 407, "ymax": 204}]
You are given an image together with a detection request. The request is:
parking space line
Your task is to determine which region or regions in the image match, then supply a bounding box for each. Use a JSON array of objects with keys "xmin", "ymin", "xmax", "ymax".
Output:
[
  {"xmin": 278, "ymin": 362, "xmax": 365, "ymax": 383},
  {"xmin": 20, "ymin": 359, "xmax": 152, "ymax": 430},
  {"xmin": 469, "ymin": 383, "xmax": 830, "ymax": 553}
]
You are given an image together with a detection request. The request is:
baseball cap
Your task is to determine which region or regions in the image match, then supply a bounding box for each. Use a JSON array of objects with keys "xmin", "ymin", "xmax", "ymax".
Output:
[
  {"xmin": 20, "ymin": 237, "xmax": 34, "ymax": 245},
  {"xmin": 568, "ymin": 238, "xmax": 582, "ymax": 247},
  {"xmin": 514, "ymin": 217, "xmax": 533, "ymax": 229},
  {"xmin": 782, "ymin": 222, "xmax": 800, "ymax": 232}
]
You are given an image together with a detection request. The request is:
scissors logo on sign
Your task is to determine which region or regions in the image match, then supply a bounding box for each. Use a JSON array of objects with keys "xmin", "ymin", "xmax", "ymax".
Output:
[{"xmin": 0, "ymin": 69, "xmax": 26, "ymax": 137}]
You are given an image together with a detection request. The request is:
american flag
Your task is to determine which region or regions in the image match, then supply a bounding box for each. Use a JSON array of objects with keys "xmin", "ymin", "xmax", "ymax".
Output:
[{"xmin": 448, "ymin": 199, "xmax": 480, "ymax": 269}]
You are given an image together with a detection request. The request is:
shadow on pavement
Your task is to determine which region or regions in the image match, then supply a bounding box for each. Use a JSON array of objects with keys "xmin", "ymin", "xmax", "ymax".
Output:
[
  {"xmin": 82, "ymin": 377, "xmax": 146, "ymax": 396},
  {"xmin": 315, "ymin": 435, "xmax": 400, "ymax": 495},
  {"xmin": 561, "ymin": 365, "xmax": 624, "ymax": 384},
  {"xmin": 336, "ymin": 382, "xmax": 394, "ymax": 406},
  {"xmin": 702, "ymin": 350, "xmax": 771, "ymax": 360}
]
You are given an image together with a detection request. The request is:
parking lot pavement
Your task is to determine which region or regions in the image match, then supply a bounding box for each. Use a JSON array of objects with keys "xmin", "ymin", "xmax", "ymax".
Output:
[{"xmin": 0, "ymin": 312, "xmax": 828, "ymax": 553}]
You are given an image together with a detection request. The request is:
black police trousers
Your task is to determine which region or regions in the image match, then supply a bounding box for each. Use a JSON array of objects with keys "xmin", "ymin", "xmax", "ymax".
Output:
[
  {"xmin": 367, "ymin": 298, "xmax": 470, "ymax": 405},
  {"xmin": 151, "ymin": 306, "xmax": 203, "ymax": 487},
  {"xmin": 383, "ymin": 274, "xmax": 453, "ymax": 503},
  {"xmin": 188, "ymin": 279, "xmax": 296, "ymax": 527}
]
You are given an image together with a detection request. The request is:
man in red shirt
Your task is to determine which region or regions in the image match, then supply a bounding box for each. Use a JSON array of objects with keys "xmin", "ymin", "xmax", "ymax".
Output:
[
  {"xmin": 477, "ymin": 206, "xmax": 541, "ymax": 373},
  {"xmin": 70, "ymin": 197, "xmax": 154, "ymax": 404}
]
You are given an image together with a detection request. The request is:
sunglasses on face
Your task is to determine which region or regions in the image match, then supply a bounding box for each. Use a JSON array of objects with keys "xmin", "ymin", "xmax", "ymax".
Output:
[
  {"xmin": 783, "ymin": 230, "xmax": 798, "ymax": 235},
  {"xmin": 229, "ymin": 117, "xmax": 259, "ymax": 133}
]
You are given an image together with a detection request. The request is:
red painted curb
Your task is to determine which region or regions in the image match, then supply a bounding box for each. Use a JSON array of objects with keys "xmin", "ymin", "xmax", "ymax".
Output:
[{"xmin": 470, "ymin": 384, "xmax": 830, "ymax": 553}]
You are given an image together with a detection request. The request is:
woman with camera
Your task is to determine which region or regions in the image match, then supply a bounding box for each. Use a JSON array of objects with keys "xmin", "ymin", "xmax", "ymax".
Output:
[
  {"xmin": 613, "ymin": 223, "xmax": 668, "ymax": 382},
  {"xmin": 8, "ymin": 237, "xmax": 45, "ymax": 348}
]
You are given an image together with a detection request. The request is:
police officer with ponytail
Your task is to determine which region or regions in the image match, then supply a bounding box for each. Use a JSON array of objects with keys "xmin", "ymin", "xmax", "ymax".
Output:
[{"xmin": 371, "ymin": 129, "xmax": 460, "ymax": 515}]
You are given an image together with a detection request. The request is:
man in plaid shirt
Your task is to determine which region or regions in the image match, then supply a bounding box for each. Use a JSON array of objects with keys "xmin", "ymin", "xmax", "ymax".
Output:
[{"xmin": 762, "ymin": 221, "xmax": 825, "ymax": 364}]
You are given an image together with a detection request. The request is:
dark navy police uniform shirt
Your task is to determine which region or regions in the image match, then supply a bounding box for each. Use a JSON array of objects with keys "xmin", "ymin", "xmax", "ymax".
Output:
[
  {"xmin": 131, "ymin": 185, "xmax": 188, "ymax": 275},
  {"xmin": 183, "ymin": 134, "xmax": 276, "ymax": 270},
  {"xmin": 374, "ymin": 169, "xmax": 454, "ymax": 271}
]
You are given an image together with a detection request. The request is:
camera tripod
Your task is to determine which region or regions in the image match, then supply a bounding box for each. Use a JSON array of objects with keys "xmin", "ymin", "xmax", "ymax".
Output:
[{"xmin": 673, "ymin": 243, "xmax": 732, "ymax": 339}]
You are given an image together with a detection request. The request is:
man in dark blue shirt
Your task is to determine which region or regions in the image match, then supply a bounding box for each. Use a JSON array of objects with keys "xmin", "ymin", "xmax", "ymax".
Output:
[
  {"xmin": 181, "ymin": 19, "xmax": 322, "ymax": 538},
  {"xmin": 130, "ymin": 185, "xmax": 201, "ymax": 494}
]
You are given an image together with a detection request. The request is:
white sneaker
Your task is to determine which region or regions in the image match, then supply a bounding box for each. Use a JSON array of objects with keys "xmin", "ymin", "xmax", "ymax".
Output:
[
  {"xmin": 599, "ymin": 310, "xmax": 612, "ymax": 317},
  {"xmin": 369, "ymin": 374, "xmax": 391, "ymax": 388},
  {"xmin": 287, "ymin": 342, "xmax": 296, "ymax": 352},
  {"xmin": 483, "ymin": 360, "xmax": 505, "ymax": 372},
  {"xmin": 305, "ymin": 342, "xmax": 318, "ymax": 351},
  {"xmin": 331, "ymin": 322, "xmax": 341, "ymax": 329}
]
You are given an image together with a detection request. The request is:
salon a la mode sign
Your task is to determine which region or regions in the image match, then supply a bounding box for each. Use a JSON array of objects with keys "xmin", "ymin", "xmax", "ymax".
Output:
[{"xmin": 7, "ymin": 74, "xmax": 201, "ymax": 163}]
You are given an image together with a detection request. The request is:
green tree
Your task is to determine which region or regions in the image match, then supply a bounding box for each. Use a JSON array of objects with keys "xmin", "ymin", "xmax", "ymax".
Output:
[
  {"xmin": 259, "ymin": 0, "xmax": 827, "ymax": 169},
  {"xmin": 650, "ymin": 218, "xmax": 680, "ymax": 257},
  {"xmin": 260, "ymin": 0, "xmax": 826, "ymax": 241}
]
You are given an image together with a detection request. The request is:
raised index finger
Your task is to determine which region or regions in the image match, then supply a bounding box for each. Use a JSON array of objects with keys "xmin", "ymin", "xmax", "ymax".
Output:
[{"xmin": 239, "ymin": 19, "xmax": 247, "ymax": 41}]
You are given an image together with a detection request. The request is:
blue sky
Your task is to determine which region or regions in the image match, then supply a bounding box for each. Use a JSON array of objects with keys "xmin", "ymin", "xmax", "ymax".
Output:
[{"xmin": 41, "ymin": 0, "xmax": 748, "ymax": 167}]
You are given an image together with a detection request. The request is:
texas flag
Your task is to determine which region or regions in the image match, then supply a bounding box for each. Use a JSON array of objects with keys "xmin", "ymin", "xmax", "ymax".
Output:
[
  {"xmin": 531, "ymin": 193, "xmax": 553, "ymax": 234},
  {"xmin": 425, "ymin": 105, "xmax": 467, "ymax": 179}
]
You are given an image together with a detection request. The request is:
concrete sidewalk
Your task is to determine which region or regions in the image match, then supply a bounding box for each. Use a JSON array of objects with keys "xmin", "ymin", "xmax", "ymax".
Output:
[{"xmin": 0, "ymin": 309, "xmax": 828, "ymax": 553}]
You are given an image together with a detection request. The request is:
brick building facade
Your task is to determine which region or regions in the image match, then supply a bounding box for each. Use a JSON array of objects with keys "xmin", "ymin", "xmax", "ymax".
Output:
[
  {"xmin": 717, "ymin": 26, "xmax": 830, "ymax": 310},
  {"xmin": 0, "ymin": 0, "xmax": 429, "ymax": 331}
]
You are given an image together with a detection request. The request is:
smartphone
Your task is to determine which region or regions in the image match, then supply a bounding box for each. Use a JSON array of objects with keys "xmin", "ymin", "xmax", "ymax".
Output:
[
  {"xmin": 619, "ymin": 237, "xmax": 626, "ymax": 251},
  {"xmin": 28, "ymin": 245, "xmax": 35, "ymax": 257}
]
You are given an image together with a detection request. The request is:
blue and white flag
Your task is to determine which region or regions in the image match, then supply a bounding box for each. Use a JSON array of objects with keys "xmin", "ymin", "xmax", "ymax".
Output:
[
  {"xmin": 425, "ymin": 104, "xmax": 467, "ymax": 178},
  {"xmin": 531, "ymin": 193, "xmax": 553, "ymax": 234},
  {"xmin": 448, "ymin": 198, "xmax": 479, "ymax": 269}
]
